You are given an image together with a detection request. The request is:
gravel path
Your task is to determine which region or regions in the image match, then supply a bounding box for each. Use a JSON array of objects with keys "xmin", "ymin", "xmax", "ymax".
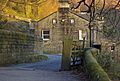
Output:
[{"xmin": 0, "ymin": 54, "xmax": 82, "ymax": 81}]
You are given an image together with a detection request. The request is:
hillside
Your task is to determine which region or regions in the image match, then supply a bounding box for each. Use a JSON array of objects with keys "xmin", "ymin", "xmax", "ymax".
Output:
[
  {"xmin": 0, "ymin": 0, "xmax": 119, "ymax": 21},
  {"xmin": 1, "ymin": 0, "xmax": 58, "ymax": 21}
]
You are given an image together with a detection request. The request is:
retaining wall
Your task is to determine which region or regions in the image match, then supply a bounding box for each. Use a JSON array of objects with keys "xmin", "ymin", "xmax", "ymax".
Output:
[{"xmin": 0, "ymin": 29, "xmax": 43, "ymax": 65}]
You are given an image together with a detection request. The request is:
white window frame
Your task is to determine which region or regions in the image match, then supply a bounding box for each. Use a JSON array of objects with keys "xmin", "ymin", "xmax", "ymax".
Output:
[
  {"xmin": 42, "ymin": 30, "xmax": 50, "ymax": 41},
  {"xmin": 93, "ymin": 30, "xmax": 97, "ymax": 43},
  {"xmin": 79, "ymin": 30, "xmax": 83, "ymax": 40}
]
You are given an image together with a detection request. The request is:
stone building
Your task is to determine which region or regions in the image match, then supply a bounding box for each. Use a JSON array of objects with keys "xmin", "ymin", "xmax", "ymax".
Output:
[
  {"xmin": 37, "ymin": 12, "xmax": 89, "ymax": 54},
  {"xmin": 35, "ymin": 0, "xmax": 95, "ymax": 54}
]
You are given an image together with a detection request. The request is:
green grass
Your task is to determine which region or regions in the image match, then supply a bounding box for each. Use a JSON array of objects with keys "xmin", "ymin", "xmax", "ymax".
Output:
[
  {"xmin": 0, "ymin": 54, "xmax": 48, "ymax": 66},
  {"xmin": 16, "ymin": 54, "xmax": 48, "ymax": 64}
]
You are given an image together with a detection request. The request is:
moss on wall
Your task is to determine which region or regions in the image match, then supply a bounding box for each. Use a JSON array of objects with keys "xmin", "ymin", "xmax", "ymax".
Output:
[
  {"xmin": 0, "ymin": 29, "xmax": 43, "ymax": 65},
  {"xmin": 84, "ymin": 48, "xmax": 111, "ymax": 81}
]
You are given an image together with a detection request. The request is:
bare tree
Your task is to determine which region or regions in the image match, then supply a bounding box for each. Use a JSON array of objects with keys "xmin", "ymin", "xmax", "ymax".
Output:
[
  {"xmin": 101, "ymin": 0, "xmax": 120, "ymax": 42},
  {"xmin": 70, "ymin": 0, "xmax": 97, "ymax": 46},
  {"xmin": 70, "ymin": 0, "xmax": 120, "ymax": 45}
]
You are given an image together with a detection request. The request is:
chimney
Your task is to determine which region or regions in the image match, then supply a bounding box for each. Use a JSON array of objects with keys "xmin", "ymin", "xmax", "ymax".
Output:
[{"xmin": 58, "ymin": 0, "xmax": 70, "ymax": 14}]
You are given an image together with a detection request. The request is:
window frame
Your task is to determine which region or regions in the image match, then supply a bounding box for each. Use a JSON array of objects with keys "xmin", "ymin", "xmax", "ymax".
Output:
[
  {"xmin": 41, "ymin": 30, "xmax": 50, "ymax": 41},
  {"xmin": 79, "ymin": 30, "xmax": 83, "ymax": 40}
]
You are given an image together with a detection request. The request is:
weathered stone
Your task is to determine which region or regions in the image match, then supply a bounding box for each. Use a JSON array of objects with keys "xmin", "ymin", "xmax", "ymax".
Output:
[
  {"xmin": 0, "ymin": 30, "xmax": 43, "ymax": 65},
  {"xmin": 38, "ymin": 12, "xmax": 89, "ymax": 53}
]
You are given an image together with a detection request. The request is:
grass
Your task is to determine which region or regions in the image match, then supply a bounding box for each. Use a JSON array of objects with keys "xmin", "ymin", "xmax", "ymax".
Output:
[
  {"xmin": 16, "ymin": 54, "xmax": 48, "ymax": 64},
  {"xmin": 0, "ymin": 54, "xmax": 48, "ymax": 66},
  {"xmin": 43, "ymin": 50, "xmax": 61, "ymax": 54}
]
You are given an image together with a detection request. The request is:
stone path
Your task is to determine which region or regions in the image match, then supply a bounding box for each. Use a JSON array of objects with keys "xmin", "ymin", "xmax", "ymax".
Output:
[{"xmin": 0, "ymin": 54, "xmax": 84, "ymax": 81}]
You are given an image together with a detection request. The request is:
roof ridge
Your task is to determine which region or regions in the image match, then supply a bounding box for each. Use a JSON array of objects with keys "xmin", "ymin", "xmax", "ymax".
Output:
[{"xmin": 37, "ymin": 11, "xmax": 57, "ymax": 22}]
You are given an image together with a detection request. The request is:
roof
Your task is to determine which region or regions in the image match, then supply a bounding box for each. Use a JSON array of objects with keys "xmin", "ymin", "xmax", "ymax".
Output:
[
  {"xmin": 70, "ymin": 11, "xmax": 90, "ymax": 21},
  {"xmin": 37, "ymin": 11, "xmax": 90, "ymax": 22},
  {"xmin": 37, "ymin": 12, "xmax": 57, "ymax": 22}
]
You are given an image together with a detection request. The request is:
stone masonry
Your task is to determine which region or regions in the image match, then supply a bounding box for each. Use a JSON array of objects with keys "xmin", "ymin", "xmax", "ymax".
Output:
[
  {"xmin": 0, "ymin": 29, "xmax": 43, "ymax": 65},
  {"xmin": 37, "ymin": 12, "xmax": 89, "ymax": 54}
]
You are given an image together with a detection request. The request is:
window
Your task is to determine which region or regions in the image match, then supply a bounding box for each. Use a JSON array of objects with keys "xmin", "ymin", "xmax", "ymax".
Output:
[
  {"xmin": 42, "ymin": 30, "xmax": 50, "ymax": 40},
  {"xmin": 79, "ymin": 30, "xmax": 83, "ymax": 40}
]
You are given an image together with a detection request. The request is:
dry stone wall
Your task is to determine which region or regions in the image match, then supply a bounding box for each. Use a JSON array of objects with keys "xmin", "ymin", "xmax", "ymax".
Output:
[{"xmin": 0, "ymin": 29, "xmax": 43, "ymax": 65}]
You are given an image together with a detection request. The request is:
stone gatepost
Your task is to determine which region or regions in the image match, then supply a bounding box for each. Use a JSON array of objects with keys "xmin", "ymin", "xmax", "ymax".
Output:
[{"xmin": 58, "ymin": 0, "xmax": 73, "ymax": 70}]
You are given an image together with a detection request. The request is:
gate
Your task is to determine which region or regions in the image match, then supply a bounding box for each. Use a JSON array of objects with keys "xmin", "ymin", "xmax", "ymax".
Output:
[
  {"xmin": 61, "ymin": 37, "xmax": 86, "ymax": 70},
  {"xmin": 70, "ymin": 40, "xmax": 84, "ymax": 68}
]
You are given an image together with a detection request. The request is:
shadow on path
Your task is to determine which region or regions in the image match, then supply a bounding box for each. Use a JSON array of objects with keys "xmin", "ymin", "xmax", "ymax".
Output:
[
  {"xmin": 0, "ymin": 54, "xmax": 82, "ymax": 81},
  {"xmin": 13, "ymin": 54, "xmax": 62, "ymax": 72}
]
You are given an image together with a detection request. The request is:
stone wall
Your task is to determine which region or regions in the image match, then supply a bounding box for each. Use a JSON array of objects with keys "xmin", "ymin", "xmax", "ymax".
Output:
[
  {"xmin": 38, "ymin": 12, "xmax": 89, "ymax": 54},
  {"xmin": 84, "ymin": 48, "xmax": 111, "ymax": 81},
  {"xmin": 0, "ymin": 29, "xmax": 43, "ymax": 65}
]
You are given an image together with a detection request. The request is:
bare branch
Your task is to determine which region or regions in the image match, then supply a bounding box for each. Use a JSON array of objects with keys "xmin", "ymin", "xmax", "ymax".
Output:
[{"xmin": 99, "ymin": 0, "xmax": 105, "ymax": 16}]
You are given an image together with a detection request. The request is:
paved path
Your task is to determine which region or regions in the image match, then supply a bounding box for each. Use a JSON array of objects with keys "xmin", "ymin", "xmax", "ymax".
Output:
[{"xmin": 0, "ymin": 54, "xmax": 83, "ymax": 81}]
